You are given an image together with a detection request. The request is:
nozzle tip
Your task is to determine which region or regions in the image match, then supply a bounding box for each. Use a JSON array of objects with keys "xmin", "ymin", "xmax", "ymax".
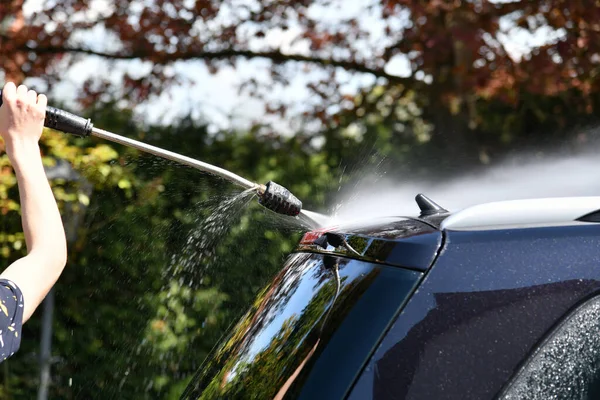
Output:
[{"xmin": 258, "ymin": 181, "xmax": 302, "ymax": 216}]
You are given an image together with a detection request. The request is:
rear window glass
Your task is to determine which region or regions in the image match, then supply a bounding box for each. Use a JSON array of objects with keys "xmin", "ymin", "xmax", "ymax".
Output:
[
  {"xmin": 181, "ymin": 252, "xmax": 421, "ymax": 400},
  {"xmin": 499, "ymin": 295, "xmax": 600, "ymax": 399}
]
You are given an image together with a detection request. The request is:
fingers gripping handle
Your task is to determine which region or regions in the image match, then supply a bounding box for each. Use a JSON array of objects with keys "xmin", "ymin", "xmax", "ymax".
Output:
[{"xmin": 0, "ymin": 90, "xmax": 93, "ymax": 137}]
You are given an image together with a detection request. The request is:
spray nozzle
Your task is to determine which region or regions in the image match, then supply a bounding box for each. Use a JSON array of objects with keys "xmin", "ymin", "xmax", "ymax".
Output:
[{"xmin": 257, "ymin": 181, "xmax": 302, "ymax": 216}]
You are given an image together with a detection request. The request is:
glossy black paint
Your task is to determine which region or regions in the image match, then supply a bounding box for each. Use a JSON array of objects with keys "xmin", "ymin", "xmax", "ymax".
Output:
[
  {"xmin": 297, "ymin": 218, "xmax": 442, "ymax": 271},
  {"xmin": 415, "ymin": 193, "xmax": 448, "ymax": 216},
  {"xmin": 181, "ymin": 253, "xmax": 421, "ymax": 400},
  {"xmin": 348, "ymin": 222, "xmax": 600, "ymax": 400}
]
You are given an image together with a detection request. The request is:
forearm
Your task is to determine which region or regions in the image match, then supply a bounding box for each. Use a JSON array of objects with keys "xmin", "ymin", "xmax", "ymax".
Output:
[{"xmin": 0, "ymin": 141, "xmax": 67, "ymax": 322}]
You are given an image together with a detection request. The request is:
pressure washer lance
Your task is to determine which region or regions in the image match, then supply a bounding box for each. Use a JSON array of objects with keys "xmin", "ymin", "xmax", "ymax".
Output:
[{"xmin": 0, "ymin": 91, "xmax": 316, "ymax": 224}]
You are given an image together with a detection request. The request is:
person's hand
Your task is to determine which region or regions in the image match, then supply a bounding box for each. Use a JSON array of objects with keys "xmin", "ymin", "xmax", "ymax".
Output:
[{"xmin": 0, "ymin": 82, "xmax": 47, "ymax": 156}]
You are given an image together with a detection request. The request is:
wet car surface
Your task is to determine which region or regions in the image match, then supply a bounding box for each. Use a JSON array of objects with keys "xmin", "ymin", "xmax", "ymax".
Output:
[{"xmin": 182, "ymin": 195, "xmax": 600, "ymax": 399}]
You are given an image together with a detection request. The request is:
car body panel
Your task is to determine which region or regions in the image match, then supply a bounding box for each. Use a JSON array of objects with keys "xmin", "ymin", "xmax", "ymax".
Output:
[{"xmin": 348, "ymin": 222, "xmax": 600, "ymax": 399}]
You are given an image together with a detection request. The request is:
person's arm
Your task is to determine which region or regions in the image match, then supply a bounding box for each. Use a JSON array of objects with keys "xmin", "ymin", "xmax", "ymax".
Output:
[{"xmin": 0, "ymin": 82, "xmax": 67, "ymax": 323}]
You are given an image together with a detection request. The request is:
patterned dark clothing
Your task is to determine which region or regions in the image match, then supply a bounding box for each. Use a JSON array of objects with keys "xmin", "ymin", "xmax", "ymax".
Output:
[{"xmin": 0, "ymin": 279, "xmax": 23, "ymax": 362}]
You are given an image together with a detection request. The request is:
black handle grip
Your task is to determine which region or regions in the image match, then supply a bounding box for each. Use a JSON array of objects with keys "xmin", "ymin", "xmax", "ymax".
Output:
[
  {"xmin": 0, "ymin": 89, "xmax": 93, "ymax": 137},
  {"xmin": 44, "ymin": 106, "xmax": 93, "ymax": 137}
]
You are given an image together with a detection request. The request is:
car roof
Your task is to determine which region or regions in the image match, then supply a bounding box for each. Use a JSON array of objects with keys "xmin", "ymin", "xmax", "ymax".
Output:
[
  {"xmin": 310, "ymin": 195, "xmax": 600, "ymax": 233},
  {"xmin": 297, "ymin": 195, "xmax": 600, "ymax": 268},
  {"xmin": 441, "ymin": 196, "xmax": 600, "ymax": 231}
]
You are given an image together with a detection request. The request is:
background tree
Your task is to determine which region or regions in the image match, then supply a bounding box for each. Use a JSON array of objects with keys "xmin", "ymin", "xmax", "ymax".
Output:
[{"xmin": 2, "ymin": 0, "xmax": 599, "ymax": 158}]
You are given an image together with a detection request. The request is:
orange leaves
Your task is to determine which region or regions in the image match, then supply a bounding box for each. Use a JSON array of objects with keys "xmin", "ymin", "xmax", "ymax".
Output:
[
  {"xmin": 0, "ymin": 0, "xmax": 598, "ymax": 128},
  {"xmin": 475, "ymin": 68, "xmax": 518, "ymax": 104}
]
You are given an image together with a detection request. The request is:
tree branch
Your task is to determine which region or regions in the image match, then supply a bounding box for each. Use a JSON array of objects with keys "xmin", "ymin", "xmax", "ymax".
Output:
[{"xmin": 7, "ymin": 37, "xmax": 413, "ymax": 86}]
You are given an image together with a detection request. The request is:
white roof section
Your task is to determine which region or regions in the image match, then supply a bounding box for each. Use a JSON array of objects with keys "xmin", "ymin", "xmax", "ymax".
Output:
[{"xmin": 441, "ymin": 197, "xmax": 600, "ymax": 231}]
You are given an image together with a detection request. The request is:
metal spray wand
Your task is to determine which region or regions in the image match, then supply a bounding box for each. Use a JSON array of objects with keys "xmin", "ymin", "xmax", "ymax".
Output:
[{"xmin": 0, "ymin": 90, "xmax": 317, "ymax": 225}]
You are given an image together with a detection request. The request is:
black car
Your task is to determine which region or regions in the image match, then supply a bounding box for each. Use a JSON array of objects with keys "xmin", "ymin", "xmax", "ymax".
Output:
[{"xmin": 181, "ymin": 194, "xmax": 600, "ymax": 400}]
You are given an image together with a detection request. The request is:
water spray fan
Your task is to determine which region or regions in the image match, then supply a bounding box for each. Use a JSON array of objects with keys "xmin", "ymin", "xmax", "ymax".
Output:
[{"xmin": 0, "ymin": 90, "xmax": 306, "ymax": 220}]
